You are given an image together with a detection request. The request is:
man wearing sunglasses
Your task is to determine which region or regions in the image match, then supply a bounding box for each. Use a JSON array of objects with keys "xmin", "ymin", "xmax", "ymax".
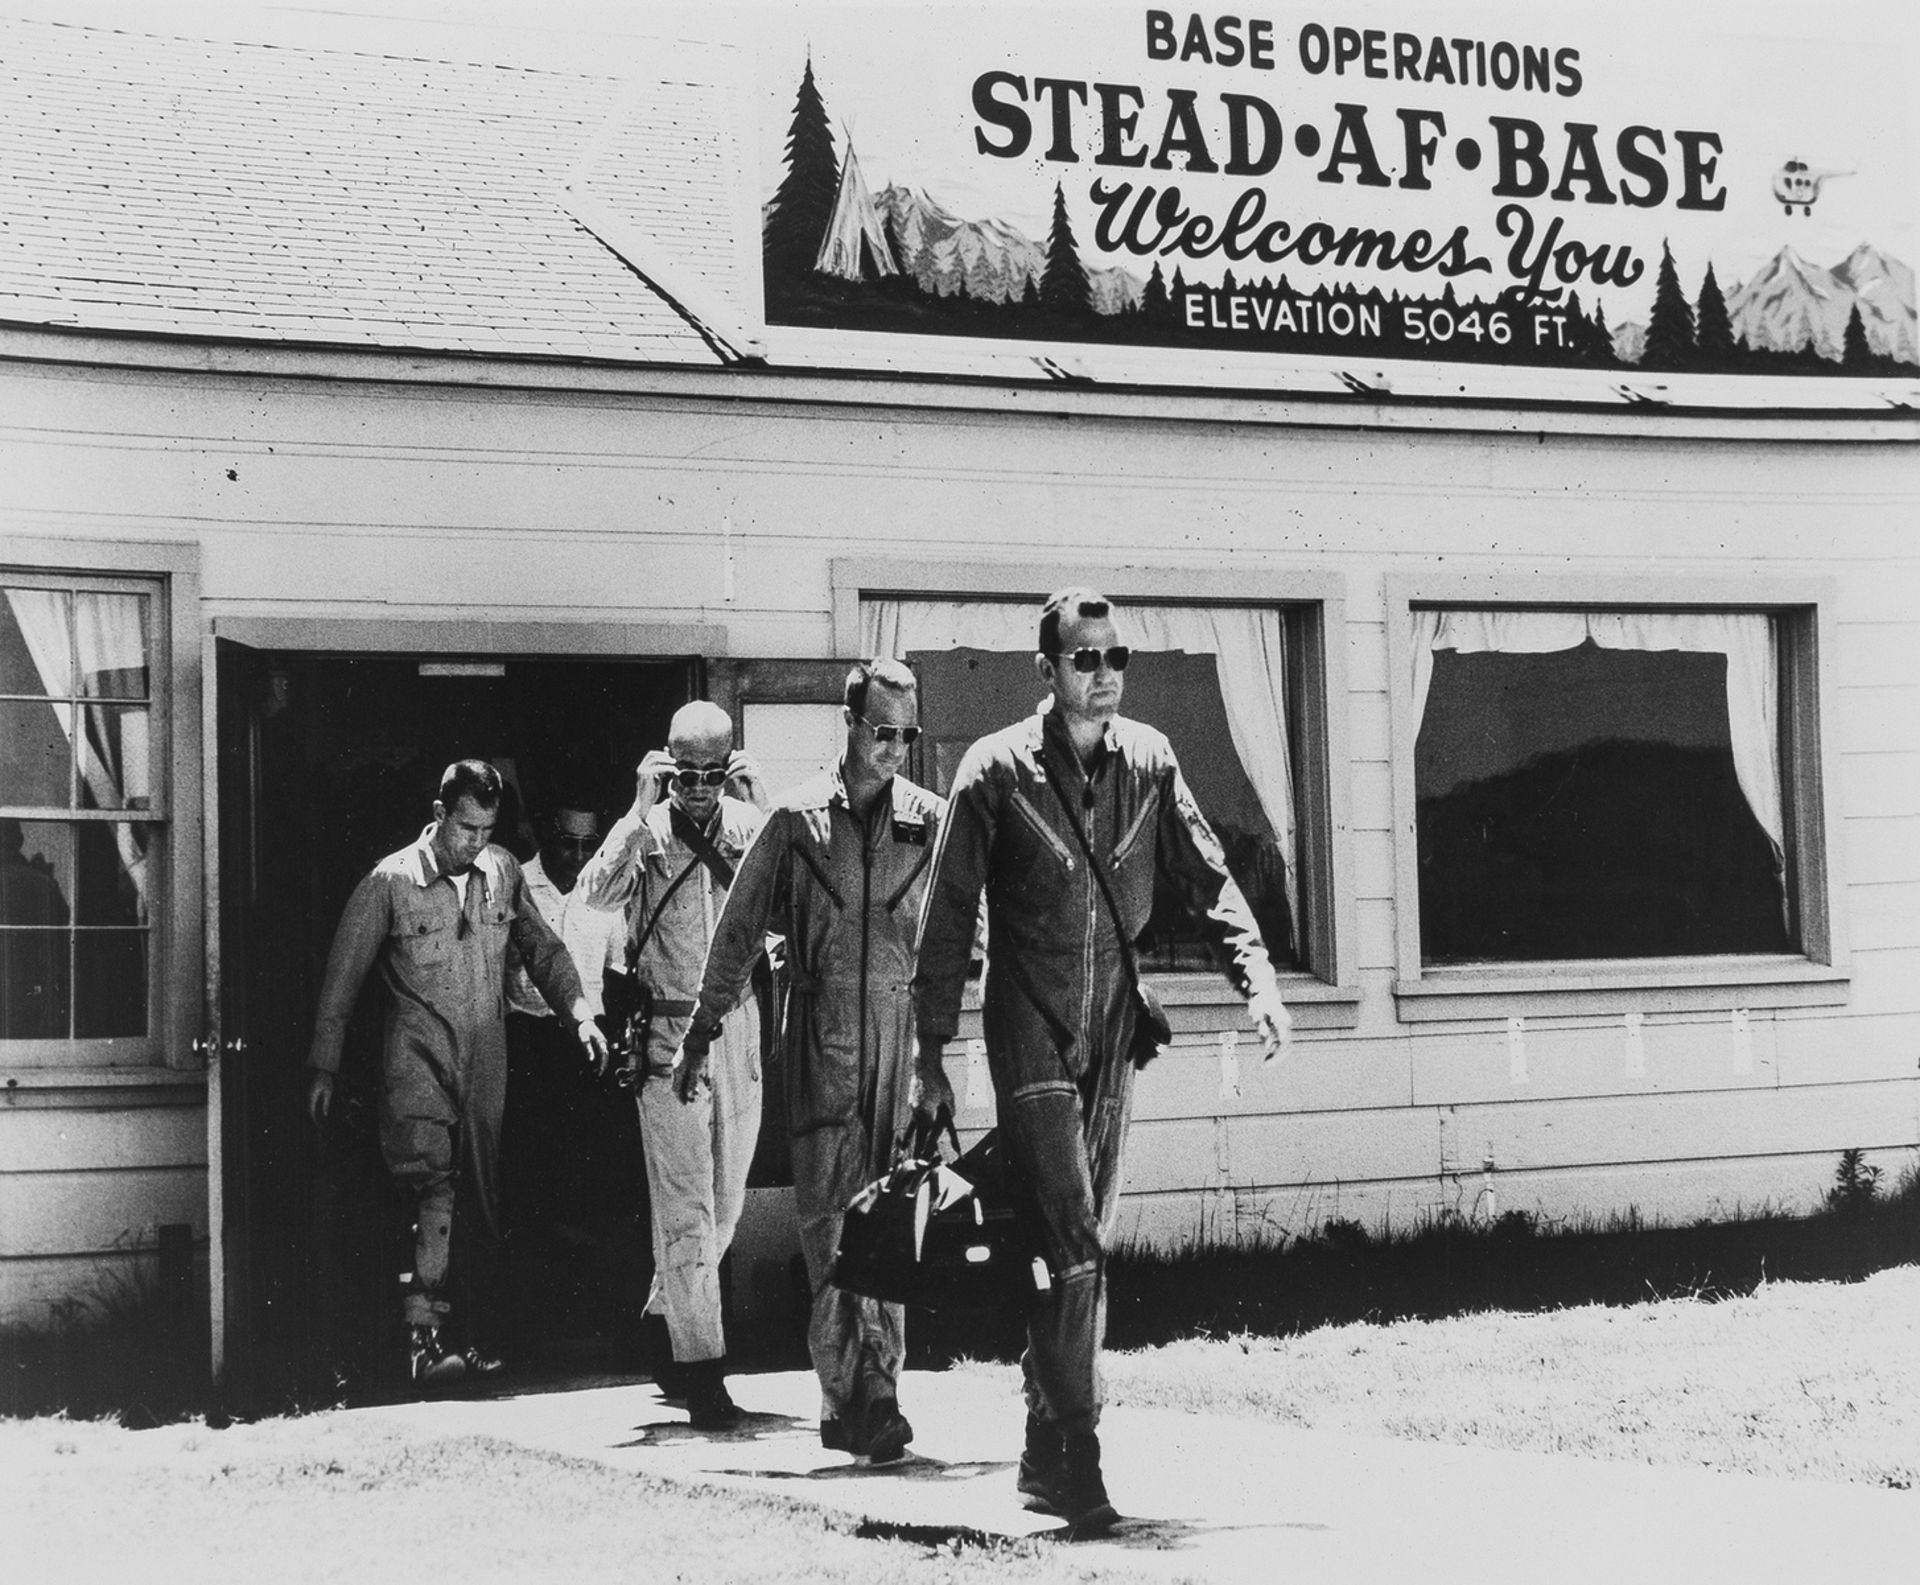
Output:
[
  {"xmin": 911, "ymin": 586, "xmax": 1291, "ymax": 1535},
  {"xmin": 578, "ymin": 702, "xmax": 769, "ymax": 1429},
  {"xmin": 675, "ymin": 659, "xmax": 942, "ymax": 1465}
]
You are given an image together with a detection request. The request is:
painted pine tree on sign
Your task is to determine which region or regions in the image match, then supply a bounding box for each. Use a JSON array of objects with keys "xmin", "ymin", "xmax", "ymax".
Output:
[{"xmin": 763, "ymin": 58, "xmax": 837, "ymax": 294}]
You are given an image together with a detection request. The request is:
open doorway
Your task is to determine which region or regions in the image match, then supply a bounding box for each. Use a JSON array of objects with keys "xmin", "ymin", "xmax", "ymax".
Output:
[{"xmin": 218, "ymin": 647, "xmax": 694, "ymax": 1406}]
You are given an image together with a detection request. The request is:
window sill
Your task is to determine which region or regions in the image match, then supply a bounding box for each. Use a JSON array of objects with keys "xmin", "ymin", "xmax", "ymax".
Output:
[
  {"xmin": 0, "ymin": 1065, "xmax": 208, "ymax": 1108},
  {"xmin": 954, "ymin": 971, "xmax": 1360, "ymax": 1033},
  {"xmin": 1391, "ymin": 955, "xmax": 1850, "ymax": 1022}
]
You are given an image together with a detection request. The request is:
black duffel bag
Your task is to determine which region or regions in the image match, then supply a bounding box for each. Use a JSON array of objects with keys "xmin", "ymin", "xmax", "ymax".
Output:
[{"xmin": 833, "ymin": 1117, "xmax": 1050, "ymax": 1311}]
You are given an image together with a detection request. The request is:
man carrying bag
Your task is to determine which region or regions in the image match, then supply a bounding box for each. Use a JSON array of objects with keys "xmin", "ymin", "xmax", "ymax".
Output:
[{"xmin": 910, "ymin": 585, "xmax": 1291, "ymax": 1536}]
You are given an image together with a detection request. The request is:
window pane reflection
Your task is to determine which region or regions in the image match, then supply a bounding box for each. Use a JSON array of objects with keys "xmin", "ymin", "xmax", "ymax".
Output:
[
  {"xmin": 79, "ymin": 703, "xmax": 154, "ymax": 810},
  {"xmin": 75, "ymin": 593, "xmax": 151, "ymax": 699},
  {"xmin": 0, "ymin": 927, "xmax": 70, "ymax": 1037},
  {"xmin": 76, "ymin": 823, "xmax": 147, "ymax": 928},
  {"xmin": 3, "ymin": 821, "xmax": 76, "ymax": 912},
  {"xmin": 0, "ymin": 701, "xmax": 71, "ymax": 807},
  {"xmin": 0, "ymin": 588, "xmax": 73, "ymax": 697},
  {"xmin": 75, "ymin": 929, "xmax": 147, "ymax": 1038}
]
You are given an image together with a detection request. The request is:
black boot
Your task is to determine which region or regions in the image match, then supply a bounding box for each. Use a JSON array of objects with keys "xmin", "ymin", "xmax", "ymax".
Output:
[
  {"xmin": 643, "ymin": 1314, "xmax": 691, "ymax": 1398},
  {"xmin": 860, "ymin": 1396, "xmax": 913, "ymax": 1466},
  {"xmin": 1055, "ymin": 1430, "xmax": 1119, "ymax": 1537},
  {"xmin": 1017, "ymin": 1413, "xmax": 1065, "ymax": 1509},
  {"xmin": 685, "ymin": 1359, "xmax": 742, "ymax": 1431},
  {"xmin": 407, "ymin": 1324, "xmax": 466, "ymax": 1392},
  {"xmin": 452, "ymin": 1341, "xmax": 508, "ymax": 1381}
]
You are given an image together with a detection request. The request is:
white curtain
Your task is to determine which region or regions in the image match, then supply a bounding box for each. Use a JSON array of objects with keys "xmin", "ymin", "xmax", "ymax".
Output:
[
  {"xmin": 4, "ymin": 590, "xmax": 152, "ymax": 913},
  {"xmin": 862, "ymin": 598, "xmax": 1297, "ymax": 924},
  {"xmin": 1410, "ymin": 607, "xmax": 1784, "ymax": 876}
]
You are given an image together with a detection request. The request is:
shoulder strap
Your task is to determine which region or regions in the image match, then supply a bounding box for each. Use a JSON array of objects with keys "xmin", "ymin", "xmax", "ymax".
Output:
[
  {"xmin": 626, "ymin": 849, "xmax": 704, "ymax": 976},
  {"xmin": 1044, "ymin": 750, "xmax": 1146, "ymax": 1000},
  {"xmin": 670, "ymin": 804, "xmax": 738, "ymax": 890}
]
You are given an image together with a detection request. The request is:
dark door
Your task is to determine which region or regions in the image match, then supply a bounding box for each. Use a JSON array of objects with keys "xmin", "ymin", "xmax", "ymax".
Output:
[
  {"xmin": 210, "ymin": 635, "xmax": 266, "ymax": 1410},
  {"xmin": 213, "ymin": 644, "xmax": 696, "ymax": 1408}
]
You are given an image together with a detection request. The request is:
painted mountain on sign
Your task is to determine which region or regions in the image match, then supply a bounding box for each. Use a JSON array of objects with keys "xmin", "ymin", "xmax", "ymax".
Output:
[
  {"xmin": 1615, "ymin": 244, "xmax": 1917, "ymax": 366},
  {"xmin": 1728, "ymin": 244, "xmax": 1917, "ymax": 362},
  {"xmin": 875, "ymin": 185, "xmax": 1141, "ymax": 312}
]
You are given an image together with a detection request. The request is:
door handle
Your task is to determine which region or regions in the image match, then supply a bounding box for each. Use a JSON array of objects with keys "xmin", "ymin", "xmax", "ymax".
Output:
[{"xmin": 191, "ymin": 1036, "xmax": 248, "ymax": 1060}]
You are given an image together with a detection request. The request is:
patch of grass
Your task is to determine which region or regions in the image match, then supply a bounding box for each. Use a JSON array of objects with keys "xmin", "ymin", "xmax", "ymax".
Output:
[
  {"xmin": 1090, "ymin": 1266, "xmax": 1920, "ymax": 1488},
  {"xmin": 1, "ymin": 1232, "xmax": 207, "ymax": 1426},
  {"xmin": 6, "ymin": 1417, "xmax": 1143, "ymax": 1585},
  {"xmin": 910, "ymin": 1152, "xmax": 1920, "ymax": 1365},
  {"xmin": 1099, "ymin": 1161, "xmax": 1920, "ymax": 1350}
]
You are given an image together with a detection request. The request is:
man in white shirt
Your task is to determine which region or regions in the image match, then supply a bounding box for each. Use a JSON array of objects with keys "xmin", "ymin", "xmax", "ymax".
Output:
[
  {"xmin": 503, "ymin": 800, "xmax": 629, "ymax": 1346},
  {"xmin": 507, "ymin": 803, "xmax": 623, "ymax": 1024}
]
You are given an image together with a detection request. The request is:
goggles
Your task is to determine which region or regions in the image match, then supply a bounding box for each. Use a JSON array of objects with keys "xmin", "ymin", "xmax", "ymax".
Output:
[
  {"xmin": 1050, "ymin": 645, "xmax": 1131, "ymax": 674},
  {"xmin": 668, "ymin": 766, "xmax": 729, "ymax": 790},
  {"xmin": 857, "ymin": 715, "xmax": 922, "ymax": 746}
]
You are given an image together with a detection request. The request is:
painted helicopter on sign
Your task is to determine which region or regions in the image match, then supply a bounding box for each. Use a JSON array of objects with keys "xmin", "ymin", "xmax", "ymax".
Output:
[{"xmin": 1772, "ymin": 159, "xmax": 1852, "ymax": 216}]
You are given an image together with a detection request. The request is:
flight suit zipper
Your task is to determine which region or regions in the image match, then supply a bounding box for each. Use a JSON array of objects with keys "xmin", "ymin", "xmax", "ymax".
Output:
[
  {"xmin": 857, "ymin": 799, "xmax": 875, "ymax": 1137},
  {"xmin": 1079, "ymin": 776, "xmax": 1097, "ymax": 1060}
]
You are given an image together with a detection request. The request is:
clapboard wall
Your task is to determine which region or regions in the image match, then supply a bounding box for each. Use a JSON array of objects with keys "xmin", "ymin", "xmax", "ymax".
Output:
[{"xmin": 2, "ymin": 345, "xmax": 1916, "ymax": 1314}]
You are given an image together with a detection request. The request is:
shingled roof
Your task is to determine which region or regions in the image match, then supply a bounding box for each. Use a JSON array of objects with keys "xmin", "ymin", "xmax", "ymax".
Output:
[{"xmin": 0, "ymin": 17, "xmax": 751, "ymax": 363}]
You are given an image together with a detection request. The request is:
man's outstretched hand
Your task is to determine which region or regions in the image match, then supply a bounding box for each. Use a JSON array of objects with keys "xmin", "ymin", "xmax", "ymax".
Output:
[{"xmin": 1249, "ymin": 985, "xmax": 1292, "ymax": 1062}]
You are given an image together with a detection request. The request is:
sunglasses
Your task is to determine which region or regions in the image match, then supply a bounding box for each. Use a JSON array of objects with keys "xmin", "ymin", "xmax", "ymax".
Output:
[
  {"xmin": 857, "ymin": 715, "xmax": 922, "ymax": 746},
  {"xmin": 551, "ymin": 835, "xmax": 600, "ymax": 852},
  {"xmin": 666, "ymin": 766, "xmax": 729, "ymax": 790},
  {"xmin": 1050, "ymin": 645, "xmax": 1131, "ymax": 674}
]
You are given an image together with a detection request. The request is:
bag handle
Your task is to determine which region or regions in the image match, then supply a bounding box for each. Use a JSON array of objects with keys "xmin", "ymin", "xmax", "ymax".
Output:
[{"xmin": 905, "ymin": 1104, "xmax": 962, "ymax": 1164}]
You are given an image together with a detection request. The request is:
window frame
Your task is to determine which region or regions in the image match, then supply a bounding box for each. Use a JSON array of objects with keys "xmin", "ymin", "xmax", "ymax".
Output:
[
  {"xmin": 832, "ymin": 556, "xmax": 1359, "ymax": 1029},
  {"xmin": 1385, "ymin": 569, "xmax": 1847, "ymax": 1022},
  {"xmin": 0, "ymin": 537, "xmax": 201, "ymax": 1071}
]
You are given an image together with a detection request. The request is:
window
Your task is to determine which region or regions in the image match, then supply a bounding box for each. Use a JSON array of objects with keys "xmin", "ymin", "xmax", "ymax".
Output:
[
  {"xmin": 848, "ymin": 567, "xmax": 1355, "ymax": 1011},
  {"xmin": 908, "ymin": 632, "xmax": 1298, "ymax": 970},
  {"xmin": 1388, "ymin": 577, "xmax": 1844, "ymax": 1017},
  {"xmin": 1, "ymin": 563, "xmax": 179, "ymax": 1062}
]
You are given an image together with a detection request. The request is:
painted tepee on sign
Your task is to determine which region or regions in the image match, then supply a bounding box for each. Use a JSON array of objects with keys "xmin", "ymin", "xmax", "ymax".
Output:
[{"xmin": 814, "ymin": 142, "xmax": 896, "ymax": 282}]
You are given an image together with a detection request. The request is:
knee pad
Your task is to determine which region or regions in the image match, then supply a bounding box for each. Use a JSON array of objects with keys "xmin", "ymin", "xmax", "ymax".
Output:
[{"xmin": 383, "ymin": 1114, "xmax": 455, "ymax": 1188}]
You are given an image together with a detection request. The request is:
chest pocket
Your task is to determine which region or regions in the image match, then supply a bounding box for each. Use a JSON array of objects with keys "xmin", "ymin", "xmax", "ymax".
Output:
[
  {"xmin": 1110, "ymin": 786, "xmax": 1160, "ymax": 869},
  {"xmin": 1008, "ymin": 789, "xmax": 1075, "ymax": 873},
  {"xmin": 393, "ymin": 904, "xmax": 453, "ymax": 964}
]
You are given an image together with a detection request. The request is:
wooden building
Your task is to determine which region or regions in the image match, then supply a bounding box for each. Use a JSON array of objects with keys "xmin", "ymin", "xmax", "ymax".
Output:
[{"xmin": 1, "ymin": 9, "xmax": 1915, "ymax": 1400}]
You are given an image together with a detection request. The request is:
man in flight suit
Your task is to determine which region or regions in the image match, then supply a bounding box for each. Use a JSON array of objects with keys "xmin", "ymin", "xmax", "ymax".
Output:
[
  {"xmin": 911, "ymin": 588, "xmax": 1291, "ymax": 1534},
  {"xmin": 676, "ymin": 659, "xmax": 941, "ymax": 1464},
  {"xmin": 578, "ymin": 702, "xmax": 767, "ymax": 1429},
  {"xmin": 307, "ymin": 759, "xmax": 609, "ymax": 1389}
]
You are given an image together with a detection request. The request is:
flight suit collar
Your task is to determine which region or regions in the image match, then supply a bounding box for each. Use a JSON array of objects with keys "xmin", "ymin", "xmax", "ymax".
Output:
[
  {"xmin": 1034, "ymin": 703, "xmax": 1119, "ymax": 782},
  {"xmin": 829, "ymin": 759, "xmax": 932, "ymax": 843},
  {"xmin": 404, "ymin": 823, "xmax": 502, "ymax": 900}
]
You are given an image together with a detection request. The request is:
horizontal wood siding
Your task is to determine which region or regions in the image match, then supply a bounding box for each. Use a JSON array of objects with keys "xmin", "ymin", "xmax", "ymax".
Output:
[
  {"xmin": 2, "ymin": 356, "xmax": 1916, "ymax": 1267},
  {"xmin": 0, "ymin": 1087, "xmax": 207, "ymax": 1327},
  {"xmin": 0, "ymin": 1246, "xmax": 209, "ymax": 1329},
  {"xmin": 0, "ymin": 1167, "xmax": 207, "ymax": 1260}
]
